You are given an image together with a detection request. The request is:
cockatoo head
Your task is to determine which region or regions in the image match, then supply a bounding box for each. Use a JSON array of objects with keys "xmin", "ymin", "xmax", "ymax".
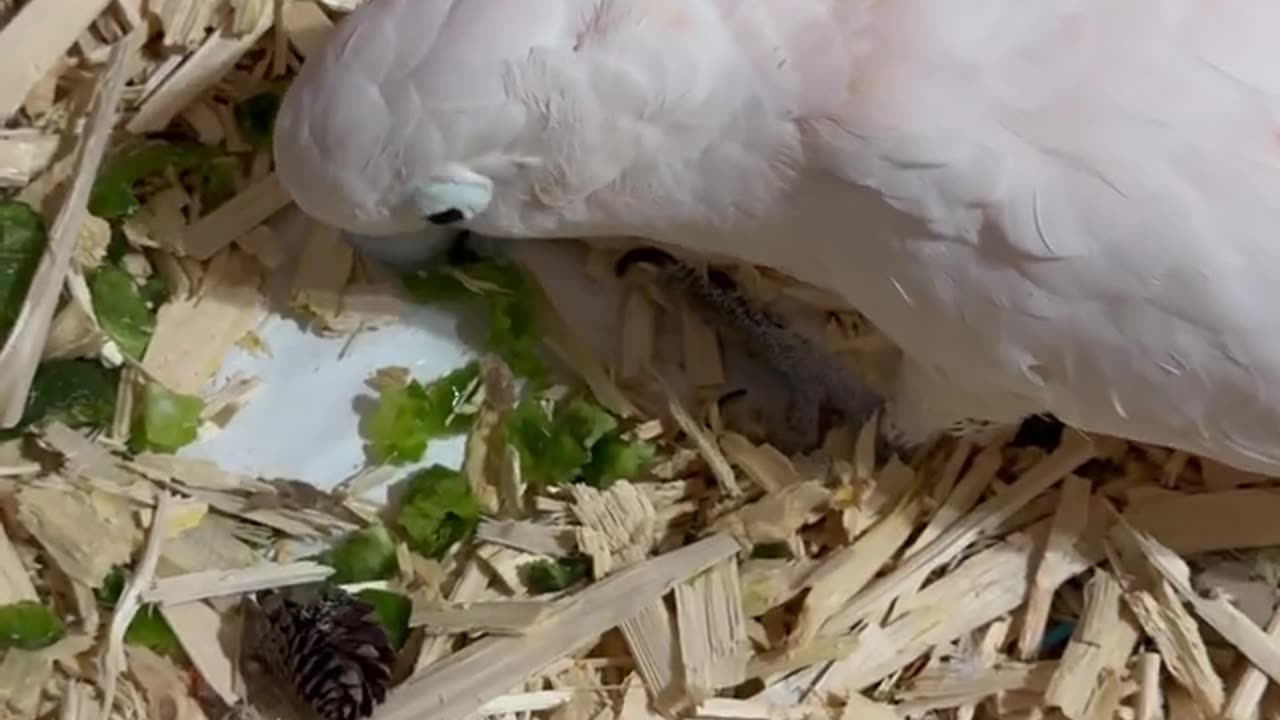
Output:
[{"xmin": 274, "ymin": 0, "xmax": 757, "ymax": 241}]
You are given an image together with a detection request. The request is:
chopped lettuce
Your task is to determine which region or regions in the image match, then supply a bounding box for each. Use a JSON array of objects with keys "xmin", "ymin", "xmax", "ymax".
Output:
[
  {"xmin": 89, "ymin": 142, "xmax": 219, "ymax": 220},
  {"xmin": 12, "ymin": 359, "xmax": 120, "ymax": 434},
  {"xmin": 130, "ymin": 382, "xmax": 204, "ymax": 453},
  {"xmin": 234, "ymin": 90, "xmax": 284, "ymax": 150},
  {"xmin": 88, "ymin": 264, "xmax": 155, "ymax": 359},
  {"xmin": 522, "ymin": 555, "xmax": 592, "ymax": 595},
  {"xmin": 124, "ymin": 605, "xmax": 183, "ymax": 658},
  {"xmin": 749, "ymin": 542, "xmax": 791, "ymax": 560},
  {"xmin": 402, "ymin": 258, "xmax": 548, "ymax": 383},
  {"xmin": 0, "ymin": 200, "xmax": 48, "ymax": 344},
  {"xmin": 96, "ymin": 568, "xmax": 183, "ymax": 658},
  {"xmin": 355, "ymin": 588, "xmax": 411, "ymax": 649},
  {"xmin": 322, "ymin": 524, "xmax": 398, "ymax": 584},
  {"xmin": 505, "ymin": 394, "xmax": 654, "ymax": 488},
  {"xmin": 138, "ymin": 272, "xmax": 172, "ymax": 308},
  {"xmin": 95, "ymin": 567, "xmax": 126, "ymax": 606},
  {"xmin": 364, "ymin": 362, "xmax": 480, "ymax": 465},
  {"xmin": 580, "ymin": 433, "xmax": 657, "ymax": 489},
  {"xmin": 199, "ymin": 156, "xmax": 241, "ymax": 213},
  {"xmin": 0, "ymin": 601, "xmax": 65, "ymax": 650},
  {"xmin": 394, "ymin": 465, "xmax": 482, "ymax": 559},
  {"xmin": 486, "ymin": 291, "xmax": 544, "ymax": 383},
  {"xmin": 400, "ymin": 268, "xmax": 471, "ymax": 304},
  {"xmin": 503, "ymin": 397, "xmax": 592, "ymax": 487},
  {"xmin": 559, "ymin": 397, "xmax": 618, "ymax": 448}
]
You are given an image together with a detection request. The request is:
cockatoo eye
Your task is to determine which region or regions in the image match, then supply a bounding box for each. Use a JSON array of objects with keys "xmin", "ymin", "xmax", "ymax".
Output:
[
  {"xmin": 409, "ymin": 170, "xmax": 494, "ymax": 226},
  {"xmin": 426, "ymin": 208, "xmax": 465, "ymax": 225}
]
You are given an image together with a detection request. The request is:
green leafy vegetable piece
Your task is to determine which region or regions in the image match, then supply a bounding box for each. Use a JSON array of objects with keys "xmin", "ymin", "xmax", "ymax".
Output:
[
  {"xmin": 503, "ymin": 397, "xmax": 590, "ymax": 487},
  {"xmin": 15, "ymin": 359, "xmax": 119, "ymax": 433},
  {"xmin": 504, "ymin": 395, "xmax": 651, "ymax": 488},
  {"xmin": 235, "ymin": 91, "xmax": 284, "ymax": 150},
  {"xmin": 750, "ymin": 542, "xmax": 791, "ymax": 560},
  {"xmin": 88, "ymin": 264, "xmax": 155, "ymax": 359},
  {"xmin": 365, "ymin": 362, "xmax": 480, "ymax": 465},
  {"xmin": 0, "ymin": 200, "xmax": 47, "ymax": 344},
  {"xmin": 131, "ymin": 382, "xmax": 204, "ymax": 453},
  {"xmin": 487, "ymin": 293, "xmax": 545, "ymax": 383},
  {"xmin": 355, "ymin": 589, "xmax": 411, "ymax": 650},
  {"xmin": 89, "ymin": 142, "xmax": 216, "ymax": 220},
  {"xmin": 394, "ymin": 465, "xmax": 482, "ymax": 559},
  {"xmin": 401, "ymin": 258, "xmax": 525, "ymax": 304},
  {"xmin": 522, "ymin": 555, "xmax": 592, "ymax": 595},
  {"xmin": 199, "ymin": 156, "xmax": 240, "ymax": 212},
  {"xmin": 400, "ymin": 268, "xmax": 471, "ymax": 303},
  {"xmin": 138, "ymin": 272, "xmax": 171, "ymax": 308},
  {"xmin": 124, "ymin": 605, "xmax": 182, "ymax": 658},
  {"xmin": 0, "ymin": 601, "xmax": 65, "ymax": 650},
  {"xmin": 323, "ymin": 524, "xmax": 398, "ymax": 584},
  {"xmin": 559, "ymin": 398, "xmax": 618, "ymax": 448},
  {"xmin": 579, "ymin": 433, "xmax": 656, "ymax": 489},
  {"xmin": 401, "ymin": 258, "xmax": 548, "ymax": 382},
  {"xmin": 96, "ymin": 568, "xmax": 183, "ymax": 658}
]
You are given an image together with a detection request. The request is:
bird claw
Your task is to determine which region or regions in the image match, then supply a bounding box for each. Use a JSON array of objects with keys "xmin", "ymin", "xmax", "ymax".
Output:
[
  {"xmin": 874, "ymin": 420, "xmax": 917, "ymax": 465},
  {"xmin": 615, "ymin": 246, "xmax": 680, "ymax": 276}
]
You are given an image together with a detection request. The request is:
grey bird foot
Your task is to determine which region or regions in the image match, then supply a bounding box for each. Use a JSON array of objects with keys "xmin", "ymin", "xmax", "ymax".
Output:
[
  {"xmin": 619, "ymin": 245, "xmax": 896, "ymax": 459},
  {"xmin": 873, "ymin": 418, "xmax": 917, "ymax": 465}
]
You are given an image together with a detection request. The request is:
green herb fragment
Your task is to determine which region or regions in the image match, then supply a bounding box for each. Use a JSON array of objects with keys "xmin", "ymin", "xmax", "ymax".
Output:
[
  {"xmin": 0, "ymin": 200, "xmax": 47, "ymax": 344},
  {"xmin": 505, "ymin": 395, "xmax": 653, "ymax": 488},
  {"xmin": 522, "ymin": 555, "xmax": 592, "ymax": 595},
  {"xmin": 138, "ymin": 272, "xmax": 171, "ymax": 308},
  {"xmin": 579, "ymin": 433, "xmax": 657, "ymax": 489},
  {"xmin": 97, "ymin": 568, "xmax": 183, "ymax": 658},
  {"xmin": 96, "ymin": 567, "xmax": 126, "ymax": 607},
  {"xmin": 130, "ymin": 382, "xmax": 204, "ymax": 453},
  {"xmin": 124, "ymin": 605, "xmax": 183, "ymax": 658},
  {"xmin": 0, "ymin": 601, "xmax": 65, "ymax": 650},
  {"xmin": 750, "ymin": 542, "xmax": 792, "ymax": 560},
  {"xmin": 365, "ymin": 362, "xmax": 480, "ymax": 465},
  {"xmin": 400, "ymin": 268, "xmax": 471, "ymax": 303},
  {"xmin": 89, "ymin": 142, "xmax": 218, "ymax": 220},
  {"xmin": 401, "ymin": 258, "xmax": 548, "ymax": 383},
  {"xmin": 323, "ymin": 524, "xmax": 398, "ymax": 584},
  {"xmin": 485, "ymin": 292, "xmax": 545, "ymax": 383},
  {"xmin": 394, "ymin": 465, "xmax": 482, "ymax": 559},
  {"xmin": 504, "ymin": 397, "xmax": 589, "ymax": 487},
  {"xmin": 401, "ymin": 259, "xmax": 524, "ymax": 304},
  {"xmin": 9, "ymin": 359, "xmax": 120, "ymax": 436},
  {"xmin": 88, "ymin": 264, "xmax": 155, "ymax": 359},
  {"xmin": 560, "ymin": 398, "xmax": 618, "ymax": 447},
  {"xmin": 355, "ymin": 589, "xmax": 411, "ymax": 649},
  {"xmin": 234, "ymin": 91, "xmax": 284, "ymax": 150},
  {"xmin": 199, "ymin": 156, "xmax": 240, "ymax": 212}
]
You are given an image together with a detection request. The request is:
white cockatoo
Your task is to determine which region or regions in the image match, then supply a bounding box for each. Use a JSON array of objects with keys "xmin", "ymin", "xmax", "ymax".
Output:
[{"xmin": 273, "ymin": 0, "xmax": 1280, "ymax": 476}]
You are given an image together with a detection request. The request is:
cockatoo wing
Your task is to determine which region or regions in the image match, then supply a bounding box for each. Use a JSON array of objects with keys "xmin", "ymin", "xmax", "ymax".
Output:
[{"xmin": 791, "ymin": 0, "xmax": 1280, "ymax": 470}]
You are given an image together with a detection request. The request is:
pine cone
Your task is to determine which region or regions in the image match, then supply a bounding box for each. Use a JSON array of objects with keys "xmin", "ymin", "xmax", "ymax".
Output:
[{"xmin": 249, "ymin": 585, "xmax": 395, "ymax": 720}]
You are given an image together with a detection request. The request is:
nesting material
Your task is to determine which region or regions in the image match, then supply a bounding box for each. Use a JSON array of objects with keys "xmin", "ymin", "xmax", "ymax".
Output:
[
  {"xmin": 5, "ymin": 5, "xmax": 1280, "ymax": 720},
  {"xmin": 142, "ymin": 248, "xmax": 267, "ymax": 394}
]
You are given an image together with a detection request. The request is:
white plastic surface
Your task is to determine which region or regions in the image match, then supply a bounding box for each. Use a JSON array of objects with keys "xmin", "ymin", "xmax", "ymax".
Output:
[{"xmin": 178, "ymin": 208, "xmax": 633, "ymax": 500}]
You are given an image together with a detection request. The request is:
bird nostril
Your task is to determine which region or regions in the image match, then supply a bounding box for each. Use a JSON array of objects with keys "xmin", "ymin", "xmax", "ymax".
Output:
[{"xmin": 426, "ymin": 207, "xmax": 465, "ymax": 225}]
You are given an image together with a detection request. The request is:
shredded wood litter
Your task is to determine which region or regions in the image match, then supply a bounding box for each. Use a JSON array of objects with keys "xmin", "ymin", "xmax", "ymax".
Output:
[{"xmin": 2, "ymin": 4, "xmax": 1280, "ymax": 720}]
